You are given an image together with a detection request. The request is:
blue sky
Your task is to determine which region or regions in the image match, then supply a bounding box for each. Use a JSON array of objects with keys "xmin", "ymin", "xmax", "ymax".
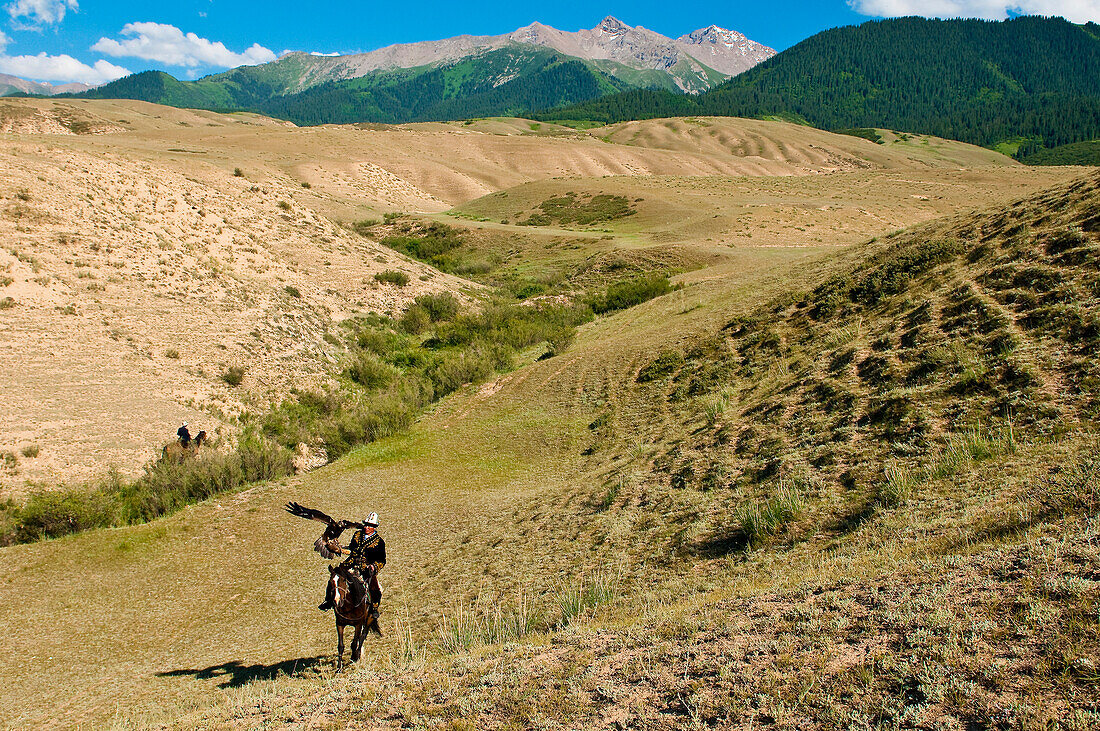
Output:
[{"xmin": 1, "ymin": 0, "xmax": 1098, "ymax": 85}]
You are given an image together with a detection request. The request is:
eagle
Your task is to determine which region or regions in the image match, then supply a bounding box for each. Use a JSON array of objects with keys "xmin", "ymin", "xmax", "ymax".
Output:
[{"xmin": 284, "ymin": 501, "xmax": 364, "ymax": 559}]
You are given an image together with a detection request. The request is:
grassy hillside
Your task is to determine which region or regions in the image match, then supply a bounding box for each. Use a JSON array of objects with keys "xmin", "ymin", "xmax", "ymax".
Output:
[
  {"xmin": 539, "ymin": 16, "xmax": 1100, "ymax": 159},
  {"xmin": 176, "ymin": 171, "xmax": 1100, "ymax": 730},
  {"xmin": 0, "ymin": 100, "xmax": 1096, "ymax": 727}
]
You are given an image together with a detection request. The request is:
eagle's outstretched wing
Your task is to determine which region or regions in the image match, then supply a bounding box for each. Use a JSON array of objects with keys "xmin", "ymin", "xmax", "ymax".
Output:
[{"xmin": 284, "ymin": 502, "xmax": 362, "ymax": 559}]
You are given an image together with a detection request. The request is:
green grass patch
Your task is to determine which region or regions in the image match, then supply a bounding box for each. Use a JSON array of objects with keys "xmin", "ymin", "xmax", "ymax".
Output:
[{"xmin": 518, "ymin": 192, "xmax": 637, "ymax": 227}]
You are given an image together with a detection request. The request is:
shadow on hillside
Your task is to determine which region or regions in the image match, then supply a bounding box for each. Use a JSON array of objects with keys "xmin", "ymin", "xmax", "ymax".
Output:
[
  {"xmin": 157, "ymin": 656, "xmax": 326, "ymax": 688},
  {"xmin": 691, "ymin": 527, "xmax": 750, "ymax": 558}
]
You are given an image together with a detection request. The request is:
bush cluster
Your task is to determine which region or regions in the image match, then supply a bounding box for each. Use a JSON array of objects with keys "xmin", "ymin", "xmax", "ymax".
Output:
[
  {"xmin": 588, "ymin": 273, "xmax": 675, "ymax": 314},
  {"xmin": 0, "ymin": 433, "xmax": 293, "ymax": 545}
]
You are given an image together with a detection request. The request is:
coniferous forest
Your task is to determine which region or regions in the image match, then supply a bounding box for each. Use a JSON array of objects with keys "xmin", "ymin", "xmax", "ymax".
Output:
[{"xmin": 539, "ymin": 17, "xmax": 1100, "ymax": 159}]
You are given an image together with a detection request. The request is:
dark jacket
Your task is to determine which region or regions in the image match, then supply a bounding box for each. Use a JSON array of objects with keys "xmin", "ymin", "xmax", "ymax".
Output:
[{"xmin": 341, "ymin": 529, "xmax": 386, "ymax": 575}]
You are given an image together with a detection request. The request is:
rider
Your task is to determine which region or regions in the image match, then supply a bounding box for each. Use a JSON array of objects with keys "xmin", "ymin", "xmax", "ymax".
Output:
[
  {"xmin": 318, "ymin": 512, "xmax": 386, "ymax": 619},
  {"xmin": 177, "ymin": 422, "xmax": 191, "ymax": 448}
]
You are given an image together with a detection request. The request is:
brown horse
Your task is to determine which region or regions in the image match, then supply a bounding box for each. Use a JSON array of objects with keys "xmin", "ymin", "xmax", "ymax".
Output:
[
  {"xmin": 162, "ymin": 430, "xmax": 207, "ymax": 461},
  {"xmin": 329, "ymin": 565, "xmax": 381, "ymax": 671}
]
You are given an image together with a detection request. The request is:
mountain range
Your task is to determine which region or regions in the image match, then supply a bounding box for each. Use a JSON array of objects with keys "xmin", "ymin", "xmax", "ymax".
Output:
[
  {"xmin": 272, "ymin": 17, "xmax": 774, "ymax": 93},
  {"xmin": 0, "ymin": 73, "xmax": 92, "ymax": 96},
  {"xmin": 45, "ymin": 17, "xmax": 772, "ymax": 125},
  {"xmin": 541, "ymin": 16, "xmax": 1100, "ymax": 161}
]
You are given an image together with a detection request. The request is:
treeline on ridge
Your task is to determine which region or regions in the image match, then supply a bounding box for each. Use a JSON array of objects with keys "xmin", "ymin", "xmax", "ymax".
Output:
[{"xmin": 537, "ymin": 16, "xmax": 1100, "ymax": 159}]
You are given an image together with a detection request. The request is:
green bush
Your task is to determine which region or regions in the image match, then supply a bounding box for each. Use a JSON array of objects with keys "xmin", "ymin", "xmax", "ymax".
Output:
[
  {"xmin": 222, "ymin": 365, "xmax": 246, "ymax": 386},
  {"xmin": 374, "ymin": 270, "xmax": 409, "ymax": 286},
  {"xmin": 414, "ymin": 292, "xmax": 459, "ymax": 322},
  {"xmin": 381, "ymin": 223, "xmax": 464, "ymax": 268},
  {"xmin": 346, "ymin": 352, "xmax": 396, "ymax": 390},
  {"xmin": 637, "ymin": 349, "xmax": 684, "ymax": 382},
  {"xmin": 14, "ymin": 487, "xmax": 115, "ymax": 542},
  {"xmin": 589, "ymin": 274, "xmax": 674, "ymax": 314},
  {"xmin": 398, "ymin": 305, "xmax": 430, "ymax": 334}
]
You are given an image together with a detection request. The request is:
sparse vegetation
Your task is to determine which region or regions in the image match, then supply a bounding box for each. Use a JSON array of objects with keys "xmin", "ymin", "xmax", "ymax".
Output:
[
  {"xmin": 0, "ymin": 434, "xmax": 292, "ymax": 545},
  {"xmin": 373, "ymin": 270, "xmax": 409, "ymax": 286},
  {"xmin": 221, "ymin": 365, "xmax": 246, "ymax": 386},
  {"xmin": 518, "ymin": 192, "xmax": 637, "ymax": 227}
]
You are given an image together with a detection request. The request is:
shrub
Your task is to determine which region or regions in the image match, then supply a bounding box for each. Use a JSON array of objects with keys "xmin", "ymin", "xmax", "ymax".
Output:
[
  {"xmin": 374, "ymin": 270, "xmax": 409, "ymax": 286},
  {"xmin": 15, "ymin": 487, "xmax": 115, "ymax": 542},
  {"xmin": 346, "ymin": 352, "xmax": 396, "ymax": 390},
  {"xmin": 637, "ymin": 349, "xmax": 683, "ymax": 382},
  {"xmin": 284, "ymin": 285, "xmax": 301, "ymax": 298},
  {"xmin": 415, "ymin": 292, "xmax": 459, "ymax": 322},
  {"xmin": 589, "ymin": 274, "xmax": 674, "ymax": 314},
  {"xmin": 20, "ymin": 445, "xmax": 39, "ymax": 458},
  {"xmin": 398, "ymin": 305, "xmax": 430, "ymax": 334},
  {"xmin": 164, "ymin": 348, "xmax": 180, "ymax": 359},
  {"xmin": 222, "ymin": 365, "xmax": 246, "ymax": 386},
  {"xmin": 352, "ymin": 219, "xmax": 380, "ymax": 236},
  {"xmin": 233, "ymin": 167, "xmax": 244, "ymax": 177},
  {"xmin": 277, "ymin": 201, "xmax": 291, "ymax": 211},
  {"xmin": 0, "ymin": 297, "xmax": 16, "ymax": 310},
  {"xmin": 381, "ymin": 223, "xmax": 464, "ymax": 268}
]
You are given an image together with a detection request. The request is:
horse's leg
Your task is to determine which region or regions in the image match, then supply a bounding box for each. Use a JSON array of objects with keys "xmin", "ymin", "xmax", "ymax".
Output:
[
  {"xmin": 351, "ymin": 622, "xmax": 364, "ymax": 663},
  {"xmin": 335, "ymin": 621, "xmax": 345, "ymax": 672}
]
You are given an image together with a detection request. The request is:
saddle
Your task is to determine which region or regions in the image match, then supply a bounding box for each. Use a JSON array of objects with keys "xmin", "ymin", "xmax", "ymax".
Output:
[{"xmin": 333, "ymin": 565, "xmax": 372, "ymax": 608}]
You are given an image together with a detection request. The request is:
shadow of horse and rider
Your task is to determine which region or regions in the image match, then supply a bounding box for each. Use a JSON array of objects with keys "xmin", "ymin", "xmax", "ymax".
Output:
[{"xmin": 158, "ymin": 656, "xmax": 326, "ymax": 688}]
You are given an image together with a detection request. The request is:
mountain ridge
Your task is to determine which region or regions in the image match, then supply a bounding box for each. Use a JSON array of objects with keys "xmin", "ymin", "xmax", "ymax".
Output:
[
  {"xmin": 265, "ymin": 16, "xmax": 773, "ymax": 94},
  {"xmin": 537, "ymin": 16, "xmax": 1100, "ymax": 159}
]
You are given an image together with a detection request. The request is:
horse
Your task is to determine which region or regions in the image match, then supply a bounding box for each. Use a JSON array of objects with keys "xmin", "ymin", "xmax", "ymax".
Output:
[
  {"xmin": 328, "ymin": 565, "xmax": 381, "ymax": 671},
  {"xmin": 162, "ymin": 430, "xmax": 206, "ymax": 461}
]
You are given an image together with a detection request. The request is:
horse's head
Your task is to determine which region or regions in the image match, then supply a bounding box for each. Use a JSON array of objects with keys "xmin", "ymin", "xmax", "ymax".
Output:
[{"xmin": 194, "ymin": 431, "xmax": 207, "ymax": 447}]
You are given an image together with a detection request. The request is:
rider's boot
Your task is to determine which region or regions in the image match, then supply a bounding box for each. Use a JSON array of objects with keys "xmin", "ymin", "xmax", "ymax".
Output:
[{"xmin": 318, "ymin": 582, "xmax": 335, "ymax": 611}]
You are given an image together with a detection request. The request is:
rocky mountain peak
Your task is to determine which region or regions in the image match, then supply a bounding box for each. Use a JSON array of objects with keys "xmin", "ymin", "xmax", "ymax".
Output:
[{"xmin": 596, "ymin": 16, "xmax": 631, "ymax": 35}]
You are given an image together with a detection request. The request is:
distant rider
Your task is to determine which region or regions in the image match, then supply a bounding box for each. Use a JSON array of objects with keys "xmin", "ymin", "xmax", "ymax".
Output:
[
  {"xmin": 318, "ymin": 512, "xmax": 386, "ymax": 619},
  {"xmin": 177, "ymin": 422, "xmax": 191, "ymax": 448}
]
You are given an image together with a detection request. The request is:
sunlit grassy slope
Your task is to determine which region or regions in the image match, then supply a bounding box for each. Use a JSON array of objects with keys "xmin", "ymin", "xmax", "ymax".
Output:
[
  {"xmin": 0, "ymin": 99, "xmax": 1096, "ymax": 728},
  {"xmin": 177, "ymin": 170, "xmax": 1100, "ymax": 730}
]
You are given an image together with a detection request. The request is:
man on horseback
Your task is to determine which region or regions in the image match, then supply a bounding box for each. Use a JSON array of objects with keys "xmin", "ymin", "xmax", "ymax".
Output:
[
  {"xmin": 177, "ymin": 422, "xmax": 191, "ymax": 448},
  {"xmin": 318, "ymin": 512, "xmax": 385, "ymax": 620}
]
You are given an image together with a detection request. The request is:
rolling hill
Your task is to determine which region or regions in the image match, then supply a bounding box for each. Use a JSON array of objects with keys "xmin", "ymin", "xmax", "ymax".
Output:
[{"xmin": 0, "ymin": 98, "xmax": 1095, "ymax": 727}]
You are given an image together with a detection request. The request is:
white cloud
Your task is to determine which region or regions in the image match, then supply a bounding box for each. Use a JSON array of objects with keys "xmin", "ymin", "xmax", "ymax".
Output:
[
  {"xmin": 0, "ymin": 52, "xmax": 129, "ymax": 84},
  {"xmin": 6, "ymin": 0, "xmax": 76, "ymax": 28},
  {"xmin": 92, "ymin": 22, "xmax": 276, "ymax": 68},
  {"xmin": 849, "ymin": 0, "xmax": 1100, "ymax": 22},
  {"xmin": 309, "ymin": 51, "xmax": 341, "ymax": 56},
  {"xmin": 0, "ymin": 30, "xmax": 11, "ymax": 49}
]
